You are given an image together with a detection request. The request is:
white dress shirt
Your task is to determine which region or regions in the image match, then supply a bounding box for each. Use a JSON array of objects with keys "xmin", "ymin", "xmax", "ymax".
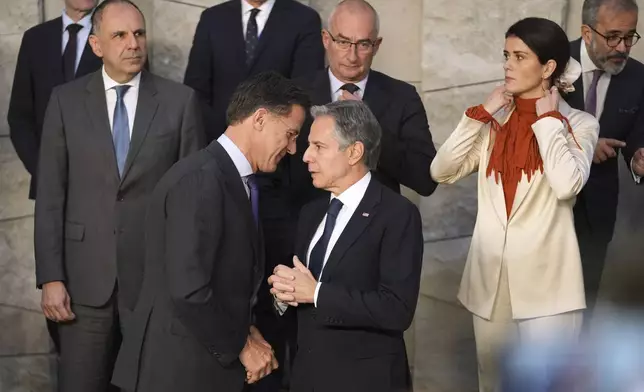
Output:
[
  {"xmin": 241, "ymin": 0, "xmax": 276, "ymax": 37},
  {"xmin": 581, "ymin": 43, "xmax": 642, "ymax": 183},
  {"xmin": 217, "ymin": 134, "xmax": 254, "ymax": 197},
  {"xmin": 329, "ymin": 68, "xmax": 369, "ymax": 102},
  {"xmin": 61, "ymin": 10, "xmax": 92, "ymax": 73},
  {"xmin": 103, "ymin": 67, "xmax": 140, "ymax": 137},
  {"xmin": 307, "ymin": 172, "xmax": 372, "ymax": 306}
]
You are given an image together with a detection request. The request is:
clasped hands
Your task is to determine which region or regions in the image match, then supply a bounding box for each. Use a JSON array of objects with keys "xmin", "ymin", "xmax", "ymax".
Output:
[
  {"xmin": 239, "ymin": 325, "xmax": 278, "ymax": 384},
  {"xmin": 268, "ymin": 256, "xmax": 318, "ymax": 307}
]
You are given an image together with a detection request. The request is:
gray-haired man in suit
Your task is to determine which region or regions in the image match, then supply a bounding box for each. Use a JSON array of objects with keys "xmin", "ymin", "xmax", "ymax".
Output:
[{"xmin": 34, "ymin": 0, "xmax": 205, "ymax": 391}]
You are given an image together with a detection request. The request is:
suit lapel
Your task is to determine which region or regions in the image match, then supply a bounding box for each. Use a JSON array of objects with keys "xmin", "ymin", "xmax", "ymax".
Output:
[
  {"xmin": 230, "ymin": 1, "xmax": 249, "ymax": 73},
  {"xmin": 566, "ymin": 39, "xmax": 585, "ymax": 111},
  {"xmin": 247, "ymin": 0, "xmax": 286, "ymax": 71},
  {"xmin": 85, "ymin": 71, "xmax": 120, "ymax": 183},
  {"xmin": 362, "ymin": 72, "xmax": 391, "ymax": 119},
  {"xmin": 121, "ymin": 71, "xmax": 159, "ymax": 184},
  {"xmin": 77, "ymin": 40, "xmax": 99, "ymax": 76},
  {"xmin": 320, "ymin": 180, "xmax": 381, "ymax": 281},
  {"xmin": 313, "ymin": 69, "xmax": 332, "ymax": 105},
  {"xmin": 47, "ymin": 17, "xmax": 65, "ymax": 86},
  {"xmin": 207, "ymin": 142, "xmax": 260, "ymax": 254}
]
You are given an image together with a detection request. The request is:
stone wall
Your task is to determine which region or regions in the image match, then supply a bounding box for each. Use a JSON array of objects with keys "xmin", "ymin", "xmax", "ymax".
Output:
[{"xmin": 2, "ymin": 0, "xmax": 644, "ymax": 391}]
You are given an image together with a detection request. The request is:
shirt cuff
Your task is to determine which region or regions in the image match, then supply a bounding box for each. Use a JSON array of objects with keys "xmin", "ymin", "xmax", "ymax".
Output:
[
  {"xmin": 631, "ymin": 157, "xmax": 641, "ymax": 184},
  {"xmin": 314, "ymin": 282, "xmax": 322, "ymax": 308}
]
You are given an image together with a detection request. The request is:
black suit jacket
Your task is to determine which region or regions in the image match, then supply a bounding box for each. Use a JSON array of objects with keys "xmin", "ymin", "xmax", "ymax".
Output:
[
  {"xmin": 8, "ymin": 16, "xmax": 102, "ymax": 199},
  {"xmin": 567, "ymin": 38, "xmax": 644, "ymax": 242},
  {"xmin": 111, "ymin": 142, "xmax": 264, "ymax": 392},
  {"xmin": 34, "ymin": 70, "xmax": 205, "ymax": 310},
  {"xmin": 184, "ymin": 0, "xmax": 325, "ymax": 141},
  {"xmin": 289, "ymin": 178, "xmax": 423, "ymax": 392}
]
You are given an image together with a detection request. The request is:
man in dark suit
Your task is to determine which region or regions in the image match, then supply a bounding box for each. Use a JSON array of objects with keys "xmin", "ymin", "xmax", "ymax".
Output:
[
  {"xmin": 268, "ymin": 100, "xmax": 424, "ymax": 392},
  {"xmin": 566, "ymin": 0, "xmax": 644, "ymax": 313},
  {"xmin": 184, "ymin": 0, "xmax": 325, "ymax": 142},
  {"xmin": 34, "ymin": 1, "xmax": 205, "ymax": 391},
  {"xmin": 111, "ymin": 71, "xmax": 310, "ymax": 392},
  {"xmin": 8, "ymin": 0, "xmax": 102, "ymax": 201},
  {"xmin": 254, "ymin": 2, "xmax": 436, "ymax": 387},
  {"xmin": 7, "ymin": 0, "xmax": 102, "ymax": 354}
]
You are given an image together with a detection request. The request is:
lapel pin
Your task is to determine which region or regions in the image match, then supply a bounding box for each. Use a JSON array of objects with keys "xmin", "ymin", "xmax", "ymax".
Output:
[{"xmin": 362, "ymin": 212, "xmax": 369, "ymax": 217}]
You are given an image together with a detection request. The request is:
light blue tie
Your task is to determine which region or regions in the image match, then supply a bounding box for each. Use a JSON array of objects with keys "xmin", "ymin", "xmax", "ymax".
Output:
[{"xmin": 113, "ymin": 85, "xmax": 131, "ymax": 177}]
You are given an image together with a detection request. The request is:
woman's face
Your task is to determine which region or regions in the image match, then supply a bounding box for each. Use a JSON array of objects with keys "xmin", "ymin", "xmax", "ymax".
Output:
[{"xmin": 503, "ymin": 36, "xmax": 555, "ymax": 98}]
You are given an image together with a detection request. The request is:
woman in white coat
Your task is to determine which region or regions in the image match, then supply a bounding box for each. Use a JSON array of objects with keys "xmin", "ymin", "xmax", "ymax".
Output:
[{"xmin": 430, "ymin": 17, "xmax": 599, "ymax": 392}]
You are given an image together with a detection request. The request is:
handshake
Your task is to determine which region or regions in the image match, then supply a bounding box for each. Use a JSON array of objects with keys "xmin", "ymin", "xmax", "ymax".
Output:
[{"xmin": 268, "ymin": 256, "xmax": 318, "ymax": 307}]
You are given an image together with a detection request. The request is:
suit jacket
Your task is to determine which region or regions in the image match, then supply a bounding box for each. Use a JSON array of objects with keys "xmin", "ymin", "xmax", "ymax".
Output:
[
  {"xmin": 567, "ymin": 38, "xmax": 644, "ymax": 243},
  {"xmin": 8, "ymin": 16, "xmax": 102, "ymax": 199},
  {"xmin": 34, "ymin": 70, "xmax": 205, "ymax": 311},
  {"xmin": 184, "ymin": 0, "xmax": 325, "ymax": 141},
  {"xmin": 430, "ymin": 100, "xmax": 599, "ymax": 319},
  {"xmin": 289, "ymin": 178, "xmax": 423, "ymax": 392},
  {"xmin": 111, "ymin": 141, "xmax": 264, "ymax": 392}
]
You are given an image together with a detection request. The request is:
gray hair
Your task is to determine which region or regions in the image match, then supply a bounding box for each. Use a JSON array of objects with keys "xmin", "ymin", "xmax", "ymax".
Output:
[
  {"xmin": 327, "ymin": 0, "xmax": 380, "ymax": 37},
  {"xmin": 582, "ymin": 0, "xmax": 638, "ymax": 27},
  {"xmin": 310, "ymin": 100, "xmax": 381, "ymax": 170}
]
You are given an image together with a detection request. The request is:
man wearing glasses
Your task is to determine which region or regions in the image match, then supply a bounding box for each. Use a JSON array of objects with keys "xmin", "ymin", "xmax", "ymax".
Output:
[{"xmin": 567, "ymin": 0, "xmax": 644, "ymax": 316}]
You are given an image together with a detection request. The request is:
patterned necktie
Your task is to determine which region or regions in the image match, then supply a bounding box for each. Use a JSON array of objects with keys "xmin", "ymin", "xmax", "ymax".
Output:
[
  {"xmin": 63, "ymin": 23, "xmax": 83, "ymax": 82},
  {"xmin": 340, "ymin": 83, "xmax": 360, "ymax": 95},
  {"xmin": 308, "ymin": 198, "xmax": 344, "ymax": 280},
  {"xmin": 585, "ymin": 69, "xmax": 603, "ymax": 117},
  {"xmin": 245, "ymin": 8, "xmax": 261, "ymax": 67},
  {"xmin": 113, "ymin": 85, "xmax": 131, "ymax": 177},
  {"xmin": 246, "ymin": 174, "xmax": 260, "ymax": 228}
]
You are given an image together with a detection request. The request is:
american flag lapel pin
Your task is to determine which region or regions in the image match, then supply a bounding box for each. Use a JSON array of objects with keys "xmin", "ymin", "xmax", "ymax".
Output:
[{"xmin": 362, "ymin": 212, "xmax": 369, "ymax": 217}]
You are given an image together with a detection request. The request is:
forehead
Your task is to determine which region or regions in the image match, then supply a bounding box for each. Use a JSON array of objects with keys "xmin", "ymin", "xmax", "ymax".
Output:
[
  {"xmin": 281, "ymin": 104, "xmax": 306, "ymax": 125},
  {"xmin": 596, "ymin": 6, "xmax": 638, "ymax": 31},
  {"xmin": 309, "ymin": 116, "xmax": 337, "ymax": 141},
  {"xmin": 331, "ymin": 9, "xmax": 376, "ymax": 39},
  {"xmin": 99, "ymin": 3, "xmax": 145, "ymax": 30},
  {"xmin": 504, "ymin": 36, "xmax": 534, "ymax": 54}
]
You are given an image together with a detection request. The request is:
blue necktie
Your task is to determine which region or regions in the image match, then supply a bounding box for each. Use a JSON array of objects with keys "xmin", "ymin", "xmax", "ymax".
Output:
[
  {"xmin": 245, "ymin": 8, "xmax": 260, "ymax": 66},
  {"xmin": 308, "ymin": 198, "xmax": 344, "ymax": 280},
  {"xmin": 113, "ymin": 85, "xmax": 131, "ymax": 177},
  {"xmin": 246, "ymin": 174, "xmax": 260, "ymax": 228}
]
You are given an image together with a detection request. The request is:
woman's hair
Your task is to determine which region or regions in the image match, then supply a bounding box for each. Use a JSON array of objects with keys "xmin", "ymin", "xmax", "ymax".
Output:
[{"xmin": 506, "ymin": 17, "xmax": 571, "ymax": 92}]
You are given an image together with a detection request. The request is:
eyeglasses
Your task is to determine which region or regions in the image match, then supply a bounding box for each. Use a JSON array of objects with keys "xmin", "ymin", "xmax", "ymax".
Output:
[
  {"xmin": 326, "ymin": 31, "xmax": 377, "ymax": 53},
  {"xmin": 588, "ymin": 25, "xmax": 640, "ymax": 48},
  {"xmin": 274, "ymin": 116, "xmax": 299, "ymax": 142}
]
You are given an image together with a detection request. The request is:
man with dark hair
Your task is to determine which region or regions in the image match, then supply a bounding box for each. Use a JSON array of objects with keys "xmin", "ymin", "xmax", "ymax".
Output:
[
  {"xmin": 34, "ymin": 0, "xmax": 205, "ymax": 390},
  {"xmin": 566, "ymin": 0, "xmax": 644, "ymax": 314},
  {"xmin": 184, "ymin": 0, "xmax": 325, "ymax": 143},
  {"xmin": 111, "ymin": 71, "xmax": 310, "ymax": 392}
]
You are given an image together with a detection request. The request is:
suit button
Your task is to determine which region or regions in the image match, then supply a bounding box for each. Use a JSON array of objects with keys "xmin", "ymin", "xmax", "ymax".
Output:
[{"xmin": 116, "ymin": 192, "xmax": 124, "ymax": 201}]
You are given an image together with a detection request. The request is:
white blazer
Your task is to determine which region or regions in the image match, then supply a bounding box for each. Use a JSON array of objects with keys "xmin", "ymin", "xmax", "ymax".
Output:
[{"xmin": 430, "ymin": 100, "xmax": 599, "ymax": 319}]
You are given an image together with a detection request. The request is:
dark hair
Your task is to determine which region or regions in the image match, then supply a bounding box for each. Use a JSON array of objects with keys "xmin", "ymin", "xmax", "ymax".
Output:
[
  {"xmin": 91, "ymin": 0, "xmax": 145, "ymax": 33},
  {"xmin": 582, "ymin": 0, "xmax": 638, "ymax": 27},
  {"xmin": 226, "ymin": 71, "xmax": 311, "ymax": 126},
  {"xmin": 505, "ymin": 17, "xmax": 570, "ymax": 91}
]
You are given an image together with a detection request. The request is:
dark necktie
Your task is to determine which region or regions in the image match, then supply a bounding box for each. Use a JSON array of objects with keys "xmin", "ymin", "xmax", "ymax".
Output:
[
  {"xmin": 245, "ymin": 8, "xmax": 261, "ymax": 67},
  {"xmin": 246, "ymin": 174, "xmax": 260, "ymax": 228},
  {"xmin": 113, "ymin": 85, "xmax": 131, "ymax": 177},
  {"xmin": 308, "ymin": 198, "xmax": 344, "ymax": 280},
  {"xmin": 340, "ymin": 83, "xmax": 360, "ymax": 95},
  {"xmin": 63, "ymin": 23, "xmax": 83, "ymax": 82},
  {"xmin": 585, "ymin": 69, "xmax": 603, "ymax": 117}
]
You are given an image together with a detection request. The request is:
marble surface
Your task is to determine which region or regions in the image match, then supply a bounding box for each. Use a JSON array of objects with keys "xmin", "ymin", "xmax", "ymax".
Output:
[
  {"xmin": 0, "ymin": 306, "xmax": 51, "ymax": 356},
  {"xmin": 421, "ymin": 0, "xmax": 568, "ymax": 92},
  {"xmin": 0, "ymin": 356, "xmax": 56, "ymax": 392}
]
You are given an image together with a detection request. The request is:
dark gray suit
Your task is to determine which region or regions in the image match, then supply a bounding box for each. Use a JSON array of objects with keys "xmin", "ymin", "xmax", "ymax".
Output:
[
  {"xmin": 34, "ymin": 69, "xmax": 205, "ymax": 392},
  {"xmin": 112, "ymin": 141, "xmax": 263, "ymax": 392}
]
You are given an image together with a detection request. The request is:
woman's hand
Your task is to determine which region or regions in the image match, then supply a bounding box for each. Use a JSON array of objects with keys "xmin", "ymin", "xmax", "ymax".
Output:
[
  {"xmin": 483, "ymin": 85, "xmax": 513, "ymax": 116},
  {"xmin": 536, "ymin": 86, "xmax": 560, "ymax": 117}
]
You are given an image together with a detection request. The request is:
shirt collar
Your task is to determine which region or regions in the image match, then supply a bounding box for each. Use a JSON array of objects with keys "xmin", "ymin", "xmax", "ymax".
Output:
[
  {"xmin": 331, "ymin": 172, "xmax": 372, "ymax": 211},
  {"xmin": 102, "ymin": 66, "xmax": 141, "ymax": 92},
  {"xmin": 61, "ymin": 9, "xmax": 93, "ymax": 32},
  {"xmin": 580, "ymin": 41, "xmax": 599, "ymax": 74},
  {"xmin": 241, "ymin": 0, "xmax": 276, "ymax": 16},
  {"xmin": 217, "ymin": 134, "xmax": 254, "ymax": 179},
  {"xmin": 329, "ymin": 68, "xmax": 369, "ymax": 95}
]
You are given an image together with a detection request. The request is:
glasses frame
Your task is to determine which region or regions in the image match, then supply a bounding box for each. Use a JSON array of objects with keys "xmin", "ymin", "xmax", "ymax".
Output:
[
  {"xmin": 325, "ymin": 30, "xmax": 378, "ymax": 53},
  {"xmin": 588, "ymin": 25, "xmax": 640, "ymax": 48}
]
